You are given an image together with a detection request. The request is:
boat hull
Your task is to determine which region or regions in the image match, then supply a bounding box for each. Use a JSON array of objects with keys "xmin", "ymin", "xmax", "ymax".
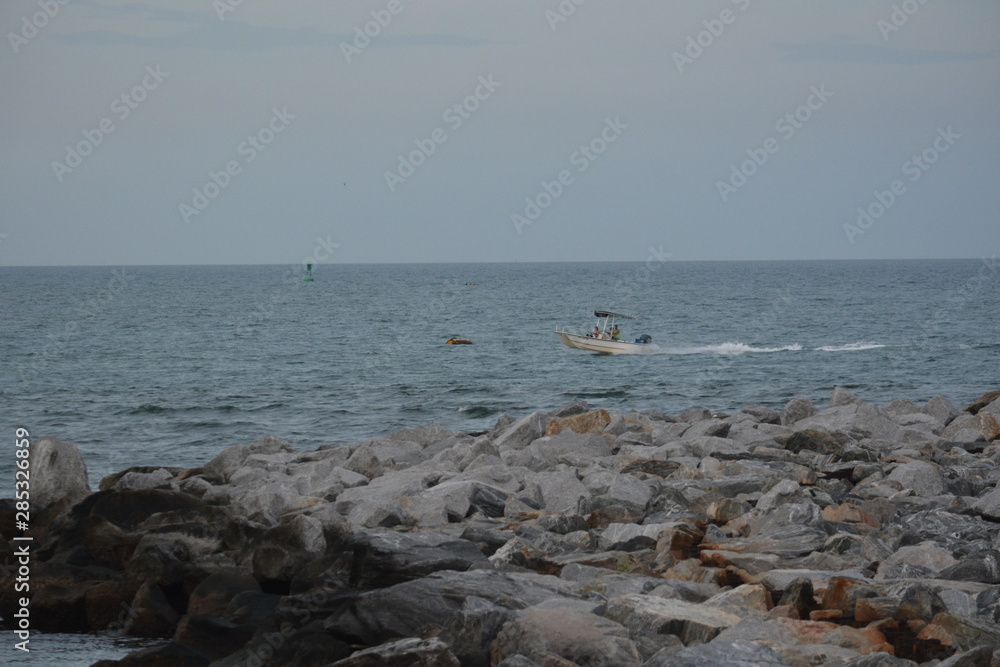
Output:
[{"xmin": 554, "ymin": 331, "xmax": 649, "ymax": 355}]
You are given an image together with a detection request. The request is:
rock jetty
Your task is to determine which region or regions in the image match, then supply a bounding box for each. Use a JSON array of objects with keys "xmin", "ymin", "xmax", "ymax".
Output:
[{"xmin": 3, "ymin": 388, "xmax": 1000, "ymax": 666}]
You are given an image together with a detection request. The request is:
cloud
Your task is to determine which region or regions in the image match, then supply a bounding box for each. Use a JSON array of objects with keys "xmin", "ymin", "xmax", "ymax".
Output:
[
  {"xmin": 54, "ymin": 0, "xmax": 493, "ymax": 53},
  {"xmin": 56, "ymin": 21, "xmax": 491, "ymax": 54},
  {"xmin": 73, "ymin": 0, "xmax": 211, "ymax": 26},
  {"xmin": 775, "ymin": 39, "xmax": 994, "ymax": 66},
  {"xmin": 55, "ymin": 21, "xmax": 338, "ymax": 52}
]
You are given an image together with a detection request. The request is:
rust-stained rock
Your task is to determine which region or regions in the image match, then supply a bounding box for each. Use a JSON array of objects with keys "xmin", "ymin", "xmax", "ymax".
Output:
[
  {"xmin": 545, "ymin": 409, "xmax": 612, "ymax": 436},
  {"xmin": 771, "ymin": 616, "xmax": 839, "ymax": 644},
  {"xmin": 822, "ymin": 502, "xmax": 880, "ymax": 528},
  {"xmin": 822, "ymin": 625, "xmax": 894, "ymax": 655},
  {"xmin": 654, "ymin": 523, "xmax": 704, "ymax": 561},
  {"xmin": 809, "ymin": 609, "xmax": 844, "ymax": 622},
  {"xmin": 777, "ymin": 578, "xmax": 818, "ymax": 620},
  {"xmin": 821, "ymin": 577, "xmax": 879, "ymax": 621},
  {"xmin": 978, "ymin": 411, "xmax": 1000, "ymax": 441},
  {"xmin": 699, "ymin": 549, "xmax": 780, "ymax": 577},
  {"xmin": 588, "ymin": 506, "xmax": 644, "ymax": 529},
  {"xmin": 855, "ymin": 596, "xmax": 901, "ymax": 624},
  {"xmin": 662, "ymin": 558, "xmax": 728, "ymax": 585},
  {"xmin": 921, "ymin": 612, "xmax": 1000, "ymax": 651},
  {"xmin": 963, "ymin": 389, "xmax": 1000, "ymax": 415},
  {"xmin": 706, "ymin": 498, "xmax": 751, "ymax": 524}
]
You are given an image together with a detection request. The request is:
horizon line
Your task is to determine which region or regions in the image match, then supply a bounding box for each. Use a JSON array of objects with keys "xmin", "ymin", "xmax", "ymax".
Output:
[{"xmin": 0, "ymin": 256, "xmax": 987, "ymax": 269}]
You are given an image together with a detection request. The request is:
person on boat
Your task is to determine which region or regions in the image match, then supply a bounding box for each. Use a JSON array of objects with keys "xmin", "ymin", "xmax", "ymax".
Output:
[
  {"xmin": 591, "ymin": 326, "xmax": 600, "ymax": 338},
  {"xmin": 611, "ymin": 325, "xmax": 621, "ymax": 340}
]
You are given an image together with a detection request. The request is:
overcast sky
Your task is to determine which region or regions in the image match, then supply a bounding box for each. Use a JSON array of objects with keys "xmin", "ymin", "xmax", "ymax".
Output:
[{"xmin": 1, "ymin": 0, "xmax": 997, "ymax": 265}]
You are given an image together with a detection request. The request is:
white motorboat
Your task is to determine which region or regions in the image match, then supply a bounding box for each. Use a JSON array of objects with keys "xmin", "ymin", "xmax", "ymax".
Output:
[{"xmin": 554, "ymin": 310, "xmax": 653, "ymax": 355}]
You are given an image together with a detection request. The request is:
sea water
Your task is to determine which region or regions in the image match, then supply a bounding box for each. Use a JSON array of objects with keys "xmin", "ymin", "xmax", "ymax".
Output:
[
  {"xmin": 1, "ymin": 259, "xmax": 999, "ymax": 664},
  {"xmin": 2, "ymin": 259, "xmax": 998, "ymax": 490}
]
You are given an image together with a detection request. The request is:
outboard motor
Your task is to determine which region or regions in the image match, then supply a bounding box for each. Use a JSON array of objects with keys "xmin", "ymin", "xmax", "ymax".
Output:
[{"xmin": 637, "ymin": 334, "xmax": 652, "ymax": 344}]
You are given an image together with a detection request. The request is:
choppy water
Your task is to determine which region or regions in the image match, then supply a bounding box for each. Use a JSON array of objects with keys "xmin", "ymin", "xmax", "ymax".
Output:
[
  {"xmin": 2, "ymin": 632, "xmax": 155, "ymax": 666},
  {"xmin": 1, "ymin": 259, "xmax": 999, "ymax": 662},
  {"xmin": 3, "ymin": 259, "xmax": 999, "ymax": 492}
]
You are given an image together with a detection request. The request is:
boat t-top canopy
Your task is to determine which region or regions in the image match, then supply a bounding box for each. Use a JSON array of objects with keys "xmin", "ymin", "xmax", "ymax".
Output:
[{"xmin": 594, "ymin": 310, "xmax": 635, "ymax": 320}]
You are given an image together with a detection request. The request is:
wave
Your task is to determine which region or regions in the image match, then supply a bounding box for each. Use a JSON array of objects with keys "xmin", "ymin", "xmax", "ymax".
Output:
[
  {"xmin": 564, "ymin": 389, "xmax": 630, "ymax": 399},
  {"xmin": 129, "ymin": 403, "xmax": 173, "ymax": 414},
  {"xmin": 815, "ymin": 342, "xmax": 885, "ymax": 352},
  {"xmin": 459, "ymin": 405, "xmax": 502, "ymax": 418},
  {"xmin": 656, "ymin": 343, "xmax": 803, "ymax": 356},
  {"xmin": 127, "ymin": 402, "xmax": 287, "ymax": 415}
]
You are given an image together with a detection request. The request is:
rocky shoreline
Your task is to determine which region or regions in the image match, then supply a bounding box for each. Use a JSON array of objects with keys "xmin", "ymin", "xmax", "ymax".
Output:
[{"xmin": 3, "ymin": 388, "xmax": 1000, "ymax": 666}]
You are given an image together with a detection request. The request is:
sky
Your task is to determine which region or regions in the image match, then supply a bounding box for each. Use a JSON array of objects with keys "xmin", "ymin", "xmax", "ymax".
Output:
[{"xmin": 1, "ymin": 0, "xmax": 998, "ymax": 265}]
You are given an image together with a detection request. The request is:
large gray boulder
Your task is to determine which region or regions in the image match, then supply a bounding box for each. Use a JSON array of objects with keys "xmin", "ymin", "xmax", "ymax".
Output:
[
  {"xmin": 923, "ymin": 396, "xmax": 960, "ymax": 425},
  {"xmin": 971, "ymin": 482, "xmax": 1000, "ymax": 521},
  {"xmin": 605, "ymin": 594, "xmax": 742, "ymax": 646},
  {"xmin": 503, "ymin": 431, "xmax": 614, "ymax": 471},
  {"xmin": 942, "ymin": 413, "xmax": 984, "ymax": 440},
  {"xmin": 328, "ymin": 637, "xmax": 459, "ymax": 666},
  {"xmin": 492, "ymin": 607, "xmax": 642, "ymax": 666},
  {"xmin": 782, "ymin": 397, "xmax": 818, "ymax": 426},
  {"xmin": 875, "ymin": 541, "xmax": 958, "ymax": 580},
  {"xmin": 493, "ymin": 411, "xmax": 549, "ymax": 452},
  {"xmin": 527, "ymin": 469, "xmax": 590, "ymax": 512},
  {"xmin": 321, "ymin": 569, "xmax": 580, "ymax": 650},
  {"xmin": 795, "ymin": 403, "xmax": 903, "ymax": 441},
  {"xmin": 30, "ymin": 437, "xmax": 91, "ymax": 508},
  {"xmin": 830, "ymin": 386, "xmax": 863, "ymax": 407},
  {"xmin": 886, "ymin": 461, "xmax": 945, "ymax": 498},
  {"xmin": 113, "ymin": 468, "xmax": 176, "ymax": 492},
  {"xmin": 348, "ymin": 529, "xmax": 490, "ymax": 588},
  {"xmin": 653, "ymin": 640, "xmax": 792, "ymax": 666},
  {"xmin": 201, "ymin": 435, "xmax": 293, "ymax": 484},
  {"xmin": 582, "ymin": 470, "xmax": 655, "ymax": 515}
]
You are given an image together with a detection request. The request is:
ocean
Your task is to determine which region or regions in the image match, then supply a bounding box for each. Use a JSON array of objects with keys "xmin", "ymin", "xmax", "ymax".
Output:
[
  {"xmin": 1, "ymin": 259, "xmax": 998, "ymax": 664},
  {"xmin": 3, "ymin": 259, "xmax": 999, "ymax": 493}
]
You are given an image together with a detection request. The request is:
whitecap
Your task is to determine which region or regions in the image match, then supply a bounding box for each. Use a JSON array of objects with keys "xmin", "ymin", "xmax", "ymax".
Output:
[
  {"xmin": 815, "ymin": 342, "xmax": 885, "ymax": 352},
  {"xmin": 654, "ymin": 342, "xmax": 802, "ymax": 356}
]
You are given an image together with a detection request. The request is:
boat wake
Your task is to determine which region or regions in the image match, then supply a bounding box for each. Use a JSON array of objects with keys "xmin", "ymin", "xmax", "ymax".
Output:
[
  {"xmin": 649, "ymin": 342, "xmax": 803, "ymax": 356},
  {"xmin": 638, "ymin": 341, "xmax": 888, "ymax": 356},
  {"xmin": 815, "ymin": 341, "xmax": 885, "ymax": 352}
]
